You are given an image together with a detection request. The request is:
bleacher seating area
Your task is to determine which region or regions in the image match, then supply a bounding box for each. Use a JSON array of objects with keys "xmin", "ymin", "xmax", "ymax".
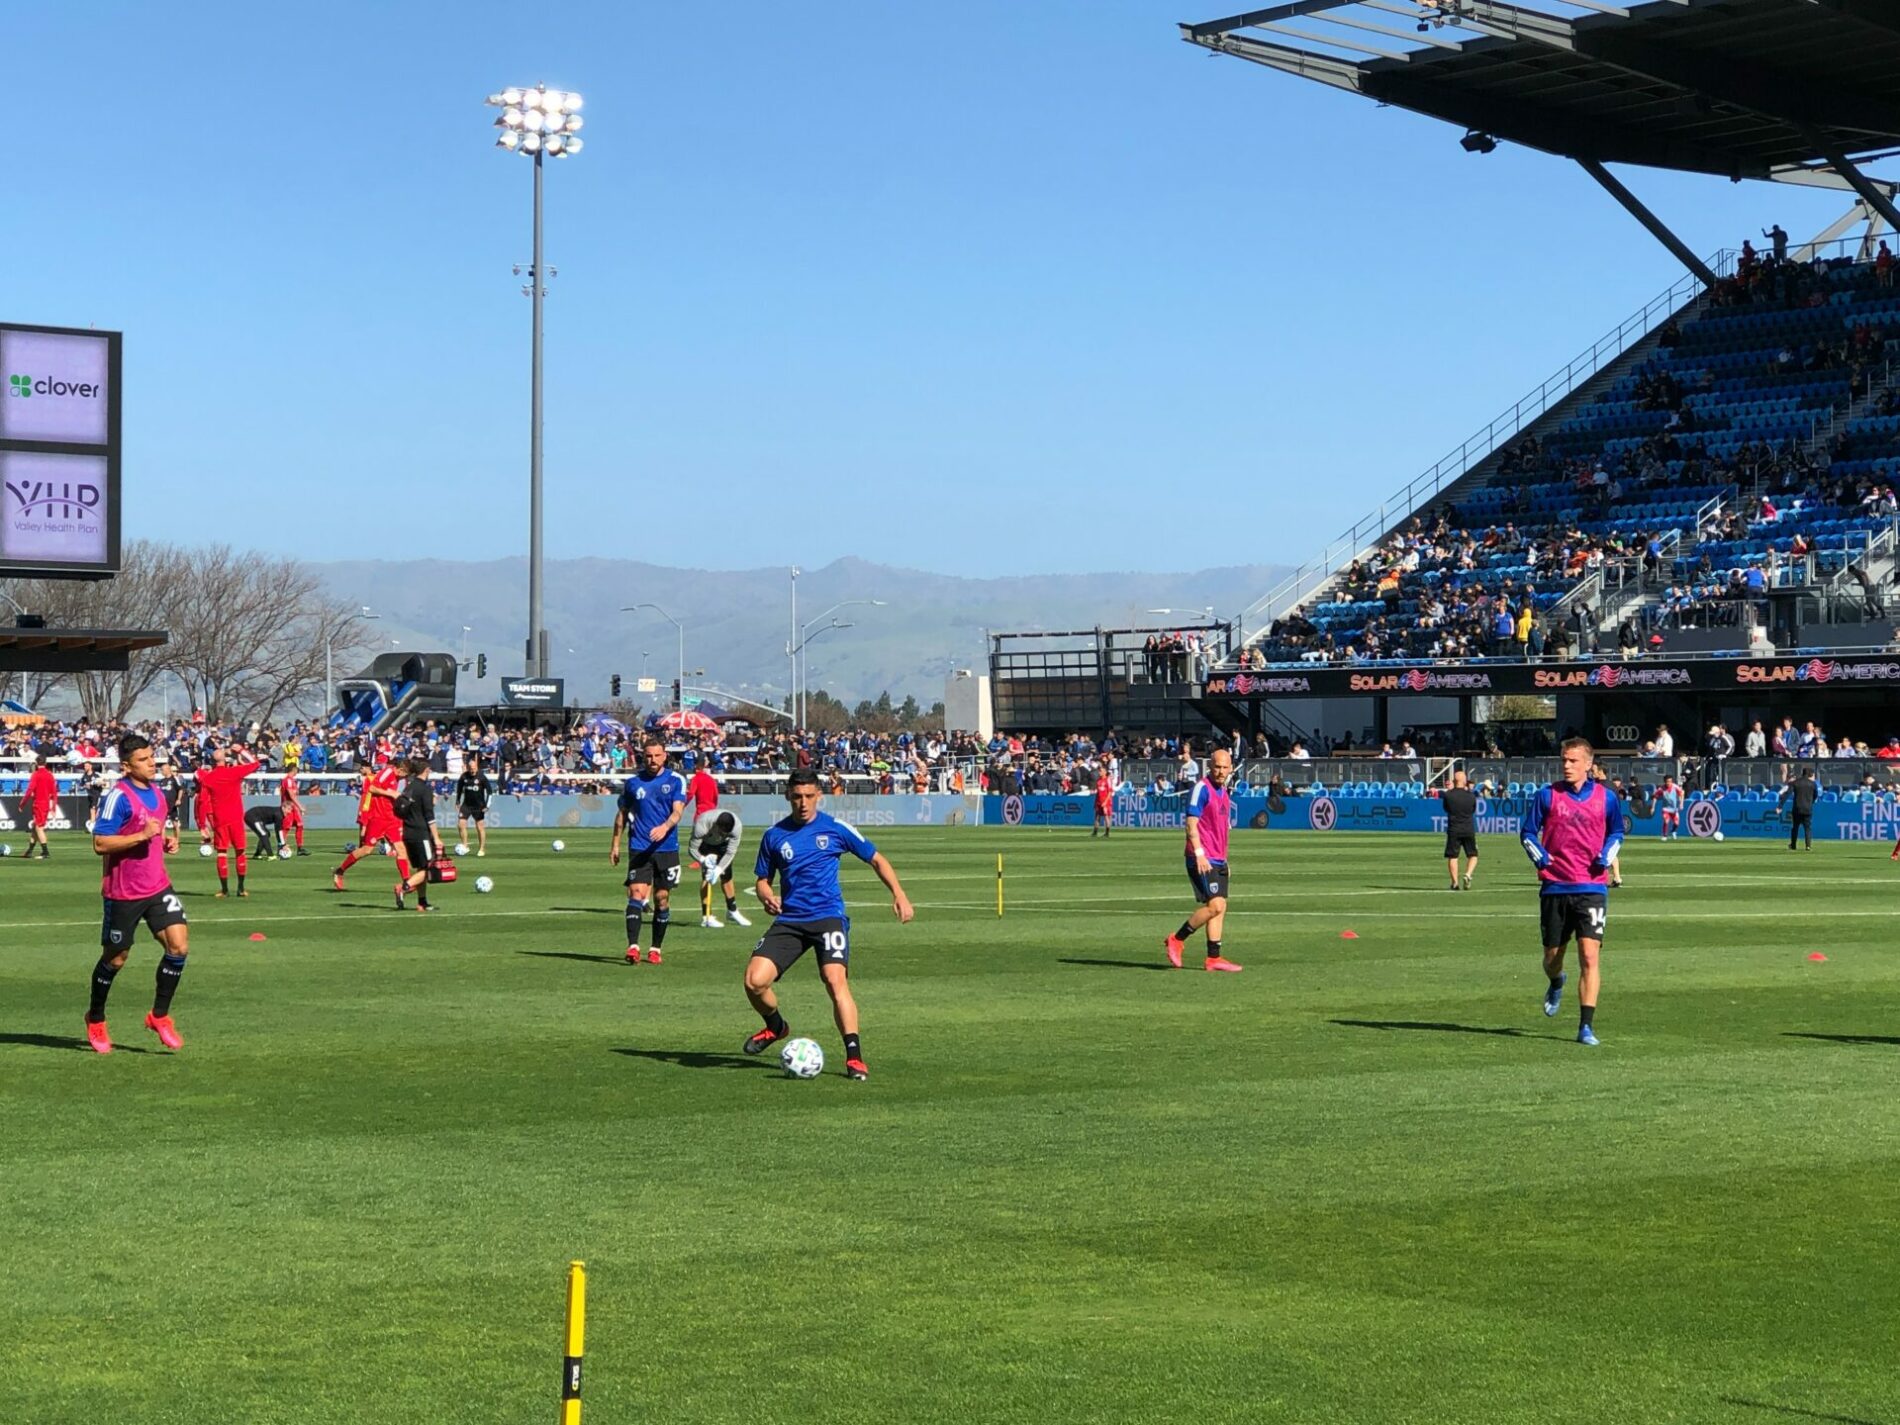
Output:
[{"xmin": 1243, "ymin": 252, "xmax": 1900, "ymax": 670}]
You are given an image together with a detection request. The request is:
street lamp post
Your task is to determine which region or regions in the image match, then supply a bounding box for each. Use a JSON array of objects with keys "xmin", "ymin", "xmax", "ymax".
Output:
[
  {"xmin": 794, "ymin": 599, "xmax": 887, "ymax": 728},
  {"xmin": 623, "ymin": 604, "xmax": 684, "ymax": 710},
  {"xmin": 324, "ymin": 607, "xmax": 379, "ymax": 717},
  {"xmin": 787, "ymin": 566, "xmax": 799, "ymax": 725},
  {"xmin": 486, "ymin": 84, "xmax": 585, "ymax": 681}
]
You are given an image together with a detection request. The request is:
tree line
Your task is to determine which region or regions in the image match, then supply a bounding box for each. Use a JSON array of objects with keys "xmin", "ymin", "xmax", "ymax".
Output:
[{"xmin": 1, "ymin": 541, "xmax": 378, "ymax": 726}]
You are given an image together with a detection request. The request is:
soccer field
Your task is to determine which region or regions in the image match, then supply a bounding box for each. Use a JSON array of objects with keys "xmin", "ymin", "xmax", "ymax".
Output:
[{"xmin": 3, "ymin": 826, "xmax": 1896, "ymax": 1424}]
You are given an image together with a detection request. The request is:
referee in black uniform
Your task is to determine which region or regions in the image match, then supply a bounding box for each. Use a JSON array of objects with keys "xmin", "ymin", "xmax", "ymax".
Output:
[{"xmin": 1440, "ymin": 768, "xmax": 1480, "ymax": 890}]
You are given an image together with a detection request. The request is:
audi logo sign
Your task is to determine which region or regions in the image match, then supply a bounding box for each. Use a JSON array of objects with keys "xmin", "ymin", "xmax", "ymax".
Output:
[{"xmin": 1604, "ymin": 724, "xmax": 1640, "ymax": 744}]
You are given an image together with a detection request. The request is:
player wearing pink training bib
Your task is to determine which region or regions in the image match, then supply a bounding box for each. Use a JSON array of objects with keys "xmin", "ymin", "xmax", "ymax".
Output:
[
  {"xmin": 86, "ymin": 734, "xmax": 192, "ymax": 1055},
  {"xmin": 1163, "ymin": 747, "xmax": 1243, "ymax": 972},
  {"xmin": 1521, "ymin": 736, "xmax": 1625, "ymax": 1047}
]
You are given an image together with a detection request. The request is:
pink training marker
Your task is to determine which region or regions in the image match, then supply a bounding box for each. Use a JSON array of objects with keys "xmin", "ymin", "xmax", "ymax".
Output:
[
  {"xmin": 248, "ymin": 932, "xmax": 267, "ymax": 942},
  {"xmin": 1807, "ymin": 952, "xmax": 1827, "ymax": 962},
  {"xmin": 1340, "ymin": 930, "xmax": 1359, "ymax": 940}
]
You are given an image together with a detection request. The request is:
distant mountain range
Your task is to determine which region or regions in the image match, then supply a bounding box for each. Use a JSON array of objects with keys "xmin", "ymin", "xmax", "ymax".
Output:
[{"xmin": 308, "ymin": 555, "xmax": 1292, "ymax": 711}]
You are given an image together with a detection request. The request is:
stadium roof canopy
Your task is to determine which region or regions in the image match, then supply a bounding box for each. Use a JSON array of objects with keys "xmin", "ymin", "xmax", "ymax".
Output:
[
  {"xmin": 0, "ymin": 626, "xmax": 168, "ymax": 673},
  {"xmin": 1181, "ymin": 0, "xmax": 1900, "ymax": 278}
]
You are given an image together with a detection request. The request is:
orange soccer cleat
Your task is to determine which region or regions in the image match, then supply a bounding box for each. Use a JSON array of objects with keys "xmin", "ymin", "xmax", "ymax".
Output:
[
  {"xmin": 646, "ymin": 949, "xmax": 662, "ymax": 965},
  {"xmin": 85, "ymin": 1019, "xmax": 113, "ymax": 1054},
  {"xmin": 1164, "ymin": 935, "xmax": 1184, "ymax": 969},
  {"xmin": 1204, "ymin": 956, "xmax": 1244, "ymax": 973},
  {"xmin": 144, "ymin": 1012, "xmax": 183, "ymax": 1050}
]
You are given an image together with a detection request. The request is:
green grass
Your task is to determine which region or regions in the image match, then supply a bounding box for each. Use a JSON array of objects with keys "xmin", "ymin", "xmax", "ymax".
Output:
[{"xmin": 3, "ymin": 827, "xmax": 1897, "ymax": 1424}]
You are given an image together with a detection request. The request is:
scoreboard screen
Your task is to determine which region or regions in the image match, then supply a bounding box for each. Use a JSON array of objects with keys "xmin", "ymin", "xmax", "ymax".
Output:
[{"xmin": 0, "ymin": 321, "xmax": 122, "ymax": 578}]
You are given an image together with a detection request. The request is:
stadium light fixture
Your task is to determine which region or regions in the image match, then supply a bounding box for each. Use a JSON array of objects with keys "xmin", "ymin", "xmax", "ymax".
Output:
[
  {"xmin": 623, "ymin": 604, "xmax": 686, "ymax": 711},
  {"xmin": 486, "ymin": 83, "xmax": 586, "ymax": 684},
  {"xmin": 1460, "ymin": 130, "xmax": 1498, "ymax": 154}
]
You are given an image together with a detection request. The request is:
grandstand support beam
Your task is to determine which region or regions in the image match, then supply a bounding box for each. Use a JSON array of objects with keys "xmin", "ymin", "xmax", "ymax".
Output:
[
  {"xmin": 1792, "ymin": 200, "xmax": 1880, "ymax": 264},
  {"xmin": 1577, "ymin": 159, "xmax": 1716, "ymax": 287},
  {"xmin": 1808, "ymin": 141, "xmax": 1900, "ymax": 238}
]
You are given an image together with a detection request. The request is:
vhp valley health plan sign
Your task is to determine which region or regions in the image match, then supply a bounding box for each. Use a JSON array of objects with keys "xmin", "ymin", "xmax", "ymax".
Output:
[{"xmin": 0, "ymin": 322, "xmax": 122, "ymax": 577}]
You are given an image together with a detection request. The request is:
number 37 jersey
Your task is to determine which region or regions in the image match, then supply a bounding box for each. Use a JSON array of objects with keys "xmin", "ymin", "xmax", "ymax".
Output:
[{"xmin": 754, "ymin": 811, "xmax": 878, "ymax": 923}]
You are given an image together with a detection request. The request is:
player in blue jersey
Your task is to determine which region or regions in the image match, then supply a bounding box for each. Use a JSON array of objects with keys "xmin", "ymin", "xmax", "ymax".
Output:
[
  {"xmin": 609, "ymin": 736, "xmax": 689, "ymax": 964},
  {"xmin": 742, "ymin": 768, "xmax": 914, "ymax": 1080}
]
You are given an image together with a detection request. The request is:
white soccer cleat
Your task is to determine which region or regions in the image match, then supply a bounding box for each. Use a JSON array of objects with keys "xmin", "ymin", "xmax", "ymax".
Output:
[
  {"xmin": 728, "ymin": 909, "xmax": 752, "ymax": 927},
  {"xmin": 701, "ymin": 915, "xmax": 724, "ymax": 929}
]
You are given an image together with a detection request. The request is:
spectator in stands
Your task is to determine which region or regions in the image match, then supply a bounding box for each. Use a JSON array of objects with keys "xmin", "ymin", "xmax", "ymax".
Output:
[
  {"xmin": 1879, "ymin": 240, "xmax": 1894, "ymax": 290},
  {"xmin": 1654, "ymin": 724, "xmax": 1674, "ymax": 758},
  {"xmin": 1746, "ymin": 721, "xmax": 1768, "ymax": 759},
  {"xmin": 1762, "ymin": 224, "xmax": 1789, "ymax": 265}
]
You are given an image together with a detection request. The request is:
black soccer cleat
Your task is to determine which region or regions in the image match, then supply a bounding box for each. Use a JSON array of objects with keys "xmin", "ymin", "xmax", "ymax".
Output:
[{"xmin": 743, "ymin": 1025, "xmax": 787, "ymax": 1056}]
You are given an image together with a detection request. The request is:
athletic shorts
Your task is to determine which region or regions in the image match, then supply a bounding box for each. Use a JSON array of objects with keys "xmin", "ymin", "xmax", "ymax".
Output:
[
  {"xmin": 211, "ymin": 819, "xmax": 246, "ymax": 853},
  {"xmin": 1444, "ymin": 832, "xmax": 1478, "ymax": 858},
  {"xmin": 624, "ymin": 848, "xmax": 681, "ymax": 889},
  {"xmin": 401, "ymin": 833, "xmax": 434, "ymax": 870},
  {"xmin": 29, "ymin": 804, "xmax": 52, "ymax": 830},
  {"xmin": 753, "ymin": 916, "xmax": 850, "ymax": 974},
  {"xmin": 1540, "ymin": 892, "xmax": 1608, "ymax": 949},
  {"xmin": 364, "ymin": 815, "xmax": 401, "ymax": 847},
  {"xmin": 1186, "ymin": 856, "xmax": 1230, "ymax": 904},
  {"xmin": 282, "ymin": 809, "xmax": 304, "ymax": 829},
  {"xmin": 457, "ymin": 805, "xmax": 486, "ymax": 822},
  {"xmin": 101, "ymin": 889, "xmax": 187, "ymax": 950}
]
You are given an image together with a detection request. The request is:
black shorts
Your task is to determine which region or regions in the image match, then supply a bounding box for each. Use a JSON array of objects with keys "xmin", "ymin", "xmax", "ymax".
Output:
[
  {"xmin": 1186, "ymin": 856, "xmax": 1230, "ymax": 904},
  {"xmin": 101, "ymin": 889, "xmax": 187, "ymax": 951},
  {"xmin": 753, "ymin": 917, "xmax": 850, "ymax": 974},
  {"xmin": 1540, "ymin": 892, "xmax": 1608, "ymax": 949},
  {"xmin": 625, "ymin": 848, "xmax": 681, "ymax": 890},
  {"xmin": 458, "ymin": 805, "xmax": 486, "ymax": 822},
  {"xmin": 1444, "ymin": 831, "xmax": 1478, "ymax": 858},
  {"xmin": 402, "ymin": 833, "xmax": 435, "ymax": 870}
]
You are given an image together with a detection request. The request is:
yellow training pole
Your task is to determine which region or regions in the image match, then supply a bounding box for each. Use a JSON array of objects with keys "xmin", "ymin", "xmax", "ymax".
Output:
[
  {"xmin": 560, "ymin": 1260, "xmax": 586, "ymax": 1425},
  {"xmin": 996, "ymin": 853, "xmax": 1004, "ymax": 917}
]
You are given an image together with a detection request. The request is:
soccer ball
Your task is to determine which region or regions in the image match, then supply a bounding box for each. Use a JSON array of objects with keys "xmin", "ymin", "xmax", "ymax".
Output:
[
  {"xmin": 453, "ymin": 842, "xmax": 470, "ymax": 857},
  {"xmin": 474, "ymin": 875, "xmax": 494, "ymax": 894},
  {"xmin": 1712, "ymin": 831, "xmax": 1725, "ymax": 842},
  {"xmin": 551, "ymin": 839, "xmax": 565, "ymax": 852},
  {"xmin": 0, "ymin": 844, "xmax": 11, "ymax": 857},
  {"xmin": 198, "ymin": 843, "xmax": 214, "ymax": 858},
  {"xmin": 278, "ymin": 846, "xmax": 294, "ymax": 860},
  {"xmin": 780, "ymin": 1037, "xmax": 825, "ymax": 1079}
]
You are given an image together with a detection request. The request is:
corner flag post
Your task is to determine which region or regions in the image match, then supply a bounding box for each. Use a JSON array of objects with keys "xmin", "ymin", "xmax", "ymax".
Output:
[
  {"xmin": 560, "ymin": 1260, "xmax": 586, "ymax": 1424},
  {"xmin": 996, "ymin": 853, "xmax": 1004, "ymax": 917}
]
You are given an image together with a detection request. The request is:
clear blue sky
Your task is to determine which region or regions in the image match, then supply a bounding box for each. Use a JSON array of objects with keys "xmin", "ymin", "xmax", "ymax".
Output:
[{"xmin": 8, "ymin": 2, "xmax": 1880, "ymax": 577}]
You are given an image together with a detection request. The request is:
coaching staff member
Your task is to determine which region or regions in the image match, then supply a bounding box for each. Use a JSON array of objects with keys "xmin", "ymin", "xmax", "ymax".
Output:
[
  {"xmin": 1441, "ymin": 768, "xmax": 1480, "ymax": 890},
  {"xmin": 1781, "ymin": 767, "xmax": 1819, "ymax": 851}
]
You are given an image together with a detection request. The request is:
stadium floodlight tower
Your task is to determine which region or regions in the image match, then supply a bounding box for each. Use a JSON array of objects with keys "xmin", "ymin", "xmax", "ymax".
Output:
[{"xmin": 485, "ymin": 84, "xmax": 585, "ymax": 680}]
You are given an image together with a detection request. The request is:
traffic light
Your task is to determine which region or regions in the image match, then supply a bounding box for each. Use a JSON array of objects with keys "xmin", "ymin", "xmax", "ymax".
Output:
[
  {"xmin": 476, "ymin": 653, "xmax": 488, "ymax": 679},
  {"xmin": 611, "ymin": 674, "xmax": 622, "ymax": 697},
  {"xmin": 671, "ymin": 679, "xmax": 681, "ymax": 707}
]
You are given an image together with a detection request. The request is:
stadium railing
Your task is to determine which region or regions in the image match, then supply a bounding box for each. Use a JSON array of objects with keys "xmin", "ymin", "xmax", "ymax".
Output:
[{"xmin": 1230, "ymin": 250, "xmax": 1736, "ymax": 647}]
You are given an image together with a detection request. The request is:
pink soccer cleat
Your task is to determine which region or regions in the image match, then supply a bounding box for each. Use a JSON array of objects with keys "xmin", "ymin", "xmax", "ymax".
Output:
[
  {"xmin": 1164, "ymin": 936, "xmax": 1184, "ymax": 969},
  {"xmin": 646, "ymin": 949, "xmax": 662, "ymax": 965},
  {"xmin": 1204, "ymin": 956, "xmax": 1244, "ymax": 973},
  {"xmin": 85, "ymin": 1019, "xmax": 113, "ymax": 1054},
  {"xmin": 144, "ymin": 1012, "xmax": 183, "ymax": 1049}
]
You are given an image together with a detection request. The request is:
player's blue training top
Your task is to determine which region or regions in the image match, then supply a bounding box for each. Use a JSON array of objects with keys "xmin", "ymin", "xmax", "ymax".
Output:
[
  {"xmin": 755, "ymin": 810, "xmax": 878, "ymax": 923},
  {"xmin": 617, "ymin": 767, "xmax": 688, "ymax": 852},
  {"xmin": 1520, "ymin": 780, "xmax": 1625, "ymax": 895},
  {"xmin": 1658, "ymin": 787, "xmax": 1682, "ymax": 811}
]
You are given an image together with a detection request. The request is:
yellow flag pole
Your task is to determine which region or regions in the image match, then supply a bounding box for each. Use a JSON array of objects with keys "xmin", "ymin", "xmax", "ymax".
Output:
[
  {"xmin": 996, "ymin": 853, "xmax": 1004, "ymax": 917},
  {"xmin": 560, "ymin": 1261, "xmax": 586, "ymax": 1425}
]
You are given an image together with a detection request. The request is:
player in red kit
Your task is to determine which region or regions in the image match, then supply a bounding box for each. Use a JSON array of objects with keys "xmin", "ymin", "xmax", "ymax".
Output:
[
  {"xmin": 1091, "ymin": 761, "xmax": 1116, "ymax": 838},
  {"xmin": 280, "ymin": 766, "xmax": 307, "ymax": 855},
  {"xmin": 332, "ymin": 760, "xmax": 409, "ymax": 898},
  {"xmin": 25, "ymin": 753, "xmax": 60, "ymax": 860},
  {"xmin": 195, "ymin": 744, "xmax": 264, "ymax": 897}
]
